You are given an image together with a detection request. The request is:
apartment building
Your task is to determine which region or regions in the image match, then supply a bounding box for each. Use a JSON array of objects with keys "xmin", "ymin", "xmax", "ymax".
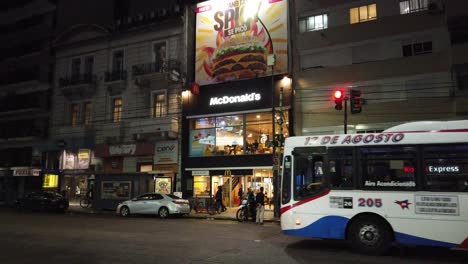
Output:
[
  {"xmin": 292, "ymin": 0, "xmax": 468, "ymax": 135},
  {"xmin": 45, "ymin": 1, "xmax": 188, "ymax": 208},
  {"xmin": 0, "ymin": 0, "xmax": 56, "ymax": 203}
]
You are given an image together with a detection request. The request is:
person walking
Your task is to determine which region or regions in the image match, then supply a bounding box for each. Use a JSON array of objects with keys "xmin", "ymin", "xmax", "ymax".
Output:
[
  {"xmin": 238, "ymin": 184, "xmax": 243, "ymax": 206},
  {"xmin": 215, "ymin": 186, "xmax": 225, "ymax": 212},
  {"xmin": 256, "ymin": 186, "xmax": 265, "ymax": 225}
]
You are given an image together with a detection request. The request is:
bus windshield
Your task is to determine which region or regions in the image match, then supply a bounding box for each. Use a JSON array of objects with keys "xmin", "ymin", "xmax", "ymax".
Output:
[{"xmin": 293, "ymin": 149, "xmax": 326, "ymax": 200}]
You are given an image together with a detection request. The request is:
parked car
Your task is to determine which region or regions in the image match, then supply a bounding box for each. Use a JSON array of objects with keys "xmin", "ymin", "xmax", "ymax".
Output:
[
  {"xmin": 15, "ymin": 191, "xmax": 69, "ymax": 212},
  {"xmin": 116, "ymin": 193, "xmax": 190, "ymax": 218}
]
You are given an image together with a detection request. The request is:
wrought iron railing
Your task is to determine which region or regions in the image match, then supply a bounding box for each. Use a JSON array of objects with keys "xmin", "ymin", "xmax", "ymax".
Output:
[{"xmin": 59, "ymin": 74, "xmax": 97, "ymax": 88}]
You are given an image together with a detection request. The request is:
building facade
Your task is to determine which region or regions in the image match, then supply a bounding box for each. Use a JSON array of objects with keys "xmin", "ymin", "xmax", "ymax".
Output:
[
  {"xmin": 292, "ymin": 0, "xmax": 468, "ymax": 135},
  {"xmin": 43, "ymin": 1, "xmax": 188, "ymax": 209},
  {"xmin": 182, "ymin": 0, "xmax": 292, "ymax": 211},
  {"xmin": 0, "ymin": 0, "xmax": 56, "ymax": 204}
]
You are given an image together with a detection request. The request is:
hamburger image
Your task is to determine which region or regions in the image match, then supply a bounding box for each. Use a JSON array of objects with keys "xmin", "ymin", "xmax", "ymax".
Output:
[{"xmin": 212, "ymin": 36, "xmax": 267, "ymax": 81}]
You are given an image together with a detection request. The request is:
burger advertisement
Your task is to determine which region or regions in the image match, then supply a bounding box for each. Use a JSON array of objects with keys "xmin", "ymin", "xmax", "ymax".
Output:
[{"xmin": 195, "ymin": 0, "xmax": 288, "ymax": 85}]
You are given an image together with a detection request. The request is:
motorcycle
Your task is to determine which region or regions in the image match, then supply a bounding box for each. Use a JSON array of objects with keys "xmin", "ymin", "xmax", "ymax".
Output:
[{"xmin": 236, "ymin": 199, "xmax": 255, "ymax": 222}]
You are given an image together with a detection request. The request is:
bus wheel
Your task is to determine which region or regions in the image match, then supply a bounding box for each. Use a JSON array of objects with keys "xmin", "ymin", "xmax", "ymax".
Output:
[{"xmin": 348, "ymin": 216, "xmax": 392, "ymax": 255}]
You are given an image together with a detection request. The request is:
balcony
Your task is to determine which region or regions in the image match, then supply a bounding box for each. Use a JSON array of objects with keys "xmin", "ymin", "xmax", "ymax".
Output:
[
  {"xmin": 132, "ymin": 60, "xmax": 181, "ymax": 87},
  {"xmin": 58, "ymin": 74, "xmax": 97, "ymax": 99},
  {"xmin": 129, "ymin": 117, "xmax": 179, "ymax": 141},
  {"xmin": 54, "ymin": 125, "xmax": 95, "ymax": 141},
  {"xmin": 104, "ymin": 70, "xmax": 127, "ymax": 95},
  {"xmin": 114, "ymin": 7, "xmax": 183, "ymax": 31}
]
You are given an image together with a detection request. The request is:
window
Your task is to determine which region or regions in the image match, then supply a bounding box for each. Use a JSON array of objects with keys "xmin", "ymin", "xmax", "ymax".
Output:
[
  {"xmin": 70, "ymin": 103, "xmax": 80, "ymax": 126},
  {"xmin": 189, "ymin": 112, "xmax": 288, "ymax": 157},
  {"xmin": 153, "ymin": 42, "xmax": 167, "ymax": 72},
  {"xmin": 293, "ymin": 149, "xmax": 327, "ymax": 200},
  {"xmin": 152, "ymin": 91, "xmax": 166, "ymax": 117},
  {"xmin": 402, "ymin": 41, "xmax": 432, "ymax": 56},
  {"xmin": 84, "ymin": 56, "xmax": 94, "ymax": 77},
  {"xmin": 423, "ymin": 144, "xmax": 468, "ymax": 192},
  {"xmin": 350, "ymin": 4, "xmax": 377, "ymax": 24},
  {"xmin": 282, "ymin": 156, "xmax": 292, "ymax": 204},
  {"xmin": 71, "ymin": 58, "xmax": 81, "ymax": 79},
  {"xmin": 360, "ymin": 146, "xmax": 417, "ymax": 190},
  {"xmin": 112, "ymin": 98, "xmax": 122, "ymax": 122},
  {"xmin": 400, "ymin": 0, "xmax": 428, "ymax": 14},
  {"xmin": 299, "ymin": 14, "xmax": 328, "ymax": 32},
  {"xmin": 84, "ymin": 102, "xmax": 92, "ymax": 126},
  {"xmin": 194, "ymin": 176, "xmax": 210, "ymax": 196},
  {"xmin": 329, "ymin": 148, "xmax": 354, "ymax": 188},
  {"xmin": 112, "ymin": 50, "xmax": 124, "ymax": 73}
]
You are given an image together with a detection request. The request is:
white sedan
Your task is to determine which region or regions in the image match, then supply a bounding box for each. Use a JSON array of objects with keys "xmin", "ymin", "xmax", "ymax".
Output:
[{"xmin": 116, "ymin": 193, "xmax": 190, "ymax": 218}]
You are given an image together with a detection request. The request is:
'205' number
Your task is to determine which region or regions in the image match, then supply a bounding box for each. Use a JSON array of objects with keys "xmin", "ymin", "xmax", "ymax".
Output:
[{"xmin": 358, "ymin": 198, "xmax": 382, "ymax": 208}]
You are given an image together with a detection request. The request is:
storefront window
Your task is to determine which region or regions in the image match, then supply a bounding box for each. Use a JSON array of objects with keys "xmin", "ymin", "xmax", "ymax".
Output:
[
  {"xmin": 246, "ymin": 113, "xmax": 273, "ymax": 154},
  {"xmin": 193, "ymin": 176, "xmax": 210, "ymax": 196},
  {"xmin": 189, "ymin": 112, "xmax": 289, "ymax": 157}
]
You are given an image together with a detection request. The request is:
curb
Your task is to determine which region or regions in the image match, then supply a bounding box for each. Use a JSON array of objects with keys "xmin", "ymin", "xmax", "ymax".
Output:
[{"xmin": 66, "ymin": 207, "xmax": 280, "ymax": 223}]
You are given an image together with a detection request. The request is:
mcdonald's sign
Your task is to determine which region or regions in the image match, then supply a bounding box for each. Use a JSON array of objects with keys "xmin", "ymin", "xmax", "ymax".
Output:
[{"xmin": 224, "ymin": 170, "xmax": 231, "ymax": 177}]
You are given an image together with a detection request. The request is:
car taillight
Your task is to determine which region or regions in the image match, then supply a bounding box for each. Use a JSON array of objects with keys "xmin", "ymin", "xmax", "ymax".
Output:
[{"xmin": 172, "ymin": 200, "xmax": 188, "ymax": 205}]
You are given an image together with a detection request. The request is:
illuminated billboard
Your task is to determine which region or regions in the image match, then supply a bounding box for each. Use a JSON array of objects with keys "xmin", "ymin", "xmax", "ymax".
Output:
[{"xmin": 195, "ymin": 0, "xmax": 288, "ymax": 85}]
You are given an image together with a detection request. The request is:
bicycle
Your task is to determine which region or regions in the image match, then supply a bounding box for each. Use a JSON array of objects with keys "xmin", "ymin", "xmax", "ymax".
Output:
[{"xmin": 79, "ymin": 196, "xmax": 92, "ymax": 208}]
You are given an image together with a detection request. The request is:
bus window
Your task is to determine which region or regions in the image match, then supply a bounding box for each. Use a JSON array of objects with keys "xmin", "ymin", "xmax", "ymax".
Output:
[
  {"xmin": 360, "ymin": 146, "xmax": 417, "ymax": 190},
  {"xmin": 423, "ymin": 144, "xmax": 468, "ymax": 192},
  {"xmin": 294, "ymin": 153, "xmax": 326, "ymax": 200},
  {"xmin": 328, "ymin": 148, "xmax": 353, "ymax": 188},
  {"xmin": 282, "ymin": 156, "xmax": 292, "ymax": 204}
]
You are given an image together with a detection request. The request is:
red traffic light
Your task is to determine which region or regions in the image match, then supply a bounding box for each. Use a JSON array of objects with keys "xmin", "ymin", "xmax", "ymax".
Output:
[
  {"xmin": 333, "ymin": 89, "xmax": 344, "ymax": 111},
  {"xmin": 333, "ymin": 90, "xmax": 343, "ymax": 100}
]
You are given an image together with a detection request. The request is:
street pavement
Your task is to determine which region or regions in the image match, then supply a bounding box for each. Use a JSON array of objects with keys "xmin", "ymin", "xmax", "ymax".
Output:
[
  {"xmin": 0, "ymin": 207, "xmax": 466, "ymax": 264},
  {"xmin": 68, "ymin": 202, "xmax": 278, "ymax": 222}
]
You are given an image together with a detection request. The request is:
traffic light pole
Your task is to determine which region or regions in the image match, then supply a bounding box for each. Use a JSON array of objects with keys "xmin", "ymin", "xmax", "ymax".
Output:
[{"xmin": 344, "ymin": 97, "xmax": 348, "ymax": 134}]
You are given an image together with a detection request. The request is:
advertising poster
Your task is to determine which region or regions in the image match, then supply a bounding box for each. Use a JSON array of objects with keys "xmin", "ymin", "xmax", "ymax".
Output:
[
  {"xmin": 154, "ymin": 140, "xmax": 178, "ymax": 164},
  {"xmin": 78, "ymin": 149, "xmax": 90, "ymax": 169},
  {"xmin": 63, "ymin": 151, "xmax": 76, "ymax": 170},
  {"xmin": 195, "ymin": 0, "xmax": 288, "ymax": 85},
  {"xmin": 155, "ymin": 178, "xmax": 172, "ymax": 194},
  {"xmin": 101, "ymin": 181, "xmax": 131, "ymax": 200},
  {"xmin": 190, "ymin": 128, "xmax": 216, "ymax": 157}
]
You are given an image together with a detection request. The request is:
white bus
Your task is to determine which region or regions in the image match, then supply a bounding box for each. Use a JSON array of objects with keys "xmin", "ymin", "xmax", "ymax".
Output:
[{"xmin": 280, "ymin": 121, "xmax": 468, "ymax": 254}]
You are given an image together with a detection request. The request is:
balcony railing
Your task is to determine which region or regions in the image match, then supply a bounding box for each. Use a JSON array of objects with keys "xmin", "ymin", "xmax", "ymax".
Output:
[
  {"xmin": 115, "ymin": 7, "xmax": 183, "ymax": 31},
  {"xmin": 104, "ymin": 70, "xmax": 127, "ymax": 82},
  {"xmin": 132, "ymin": 59, "xmax": 181, "ymax": 78},
  {"xmin": 59, "ymin": 74, "xmax": 97, "ymax": 88}
]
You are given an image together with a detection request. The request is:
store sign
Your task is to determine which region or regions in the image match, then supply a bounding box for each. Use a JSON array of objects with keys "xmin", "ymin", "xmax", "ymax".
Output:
[
  {"xmin": 154, "ymin": 140, "xmax": 178, "ymax": 164},
  {"xmin": 192, "ymin": 170, "xmax": 210, "ymax": 176},
  {"xmin": 109, "ymin": 144, "xmax": 136, "ymax": 156},
  {"xmin": 195, "ymin": 0, "xmax": 288, "ymax": 85},
  {"xmin": 209, "ymin": 93, "xmax": 261, "ymax": 106},
  {"xmin": 12, "ymin": 167, "xmax": 41, "ymax": 177}
]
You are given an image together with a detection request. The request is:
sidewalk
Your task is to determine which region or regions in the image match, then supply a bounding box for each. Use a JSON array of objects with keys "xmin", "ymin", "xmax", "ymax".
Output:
[{"xmin": 67, "ymin": 203, "xmax": 279, "ymax": 223}]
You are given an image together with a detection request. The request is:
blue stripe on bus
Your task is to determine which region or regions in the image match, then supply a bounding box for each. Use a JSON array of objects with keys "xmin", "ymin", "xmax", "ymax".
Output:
[
  {"xmin": 282, "ymin": 215, "xmax": 458, "ymax": 248},
  {"xmin": 282, "ymin": 216, "xmax": 349, "ymax": 239},
  {"xmin": 395, "ymin": 232, "xmax": 457, "ymax": 248}
]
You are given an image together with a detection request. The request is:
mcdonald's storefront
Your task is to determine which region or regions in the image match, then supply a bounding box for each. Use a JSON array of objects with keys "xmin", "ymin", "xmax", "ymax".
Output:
[{"xmin": 187, "ymin": 167, "xmax": 274, "ymax": 208}]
